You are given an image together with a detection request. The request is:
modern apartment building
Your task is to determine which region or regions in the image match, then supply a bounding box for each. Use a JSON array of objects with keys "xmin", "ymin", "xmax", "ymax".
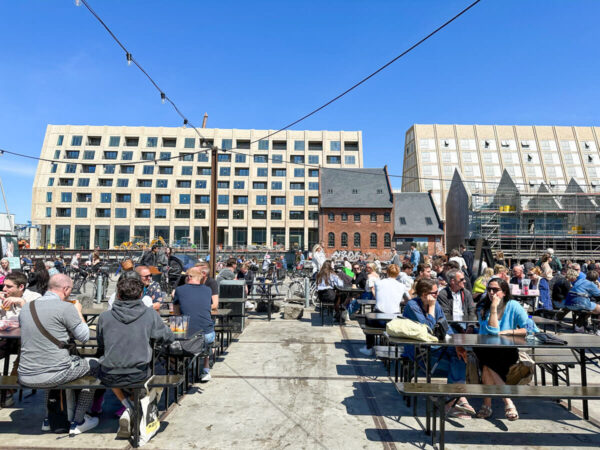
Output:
[
  {"xmin": 402, "ymin": 124, "xmax": 600, "ymax": 219},
  {"xmin": 31, "ymin": 125, "xmax": 363, "ymax": 250}
]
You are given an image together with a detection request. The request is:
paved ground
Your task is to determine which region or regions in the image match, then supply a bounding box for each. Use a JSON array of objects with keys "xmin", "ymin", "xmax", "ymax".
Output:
[{"xmin": 1, "ymin": 306, "xmax": 600, "ymax": 449}]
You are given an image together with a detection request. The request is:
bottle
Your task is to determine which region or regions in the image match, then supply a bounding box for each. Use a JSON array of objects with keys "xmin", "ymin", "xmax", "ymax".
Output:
[{"xmin": 525, "ymin": 315, "xmax": 535, "ymax": 341}]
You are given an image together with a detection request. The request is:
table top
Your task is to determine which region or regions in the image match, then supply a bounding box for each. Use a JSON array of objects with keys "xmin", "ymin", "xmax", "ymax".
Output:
[
  {"xmin": 386, "ymin": 332, "xmax": 600, "ymax": 349},
  {"xmin": 366, "ymin": 312, "xmax": 400, "ymax": 321},
  {"xmin": 218, "ymin": 298, "xmax": 247, "ymax": 303},
  {"xmin": 212, "ymin": 308, "xmax": 232, "ymax": 317},
  {"xmin": 357, "ymin": 299, "xmax": 376, "ymax": 305},
  {"xmin": 0, "ymin": 328, "xmax": 21, "ymax": 339},
  {"xmin": 335, "ymin": 286, "xmax": 365, "ymax": 293}
]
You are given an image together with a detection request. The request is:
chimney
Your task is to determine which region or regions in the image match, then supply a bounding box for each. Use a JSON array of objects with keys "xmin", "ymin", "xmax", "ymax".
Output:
[{"xmin": 202, "ymin": 113, "xmax": 208, "ymax": 128}]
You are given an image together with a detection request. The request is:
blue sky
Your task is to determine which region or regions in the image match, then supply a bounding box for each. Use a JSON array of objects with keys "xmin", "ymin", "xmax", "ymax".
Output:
[{"xmin": 0, "ymin": 0, "xmax": 599, "ymax": 223}]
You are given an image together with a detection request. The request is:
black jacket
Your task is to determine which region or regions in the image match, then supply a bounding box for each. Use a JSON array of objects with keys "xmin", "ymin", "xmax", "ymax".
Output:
[
  {"xmin": 97, "ymin": 299, "xmax": 174, "ymax": 381},
  {"xmin": 436, "ymin": 286, "xmax": 476, "ymax": 322},
  {"xmin": 140, "ymin": 250, "xmax": 157, "ymax": 266}
]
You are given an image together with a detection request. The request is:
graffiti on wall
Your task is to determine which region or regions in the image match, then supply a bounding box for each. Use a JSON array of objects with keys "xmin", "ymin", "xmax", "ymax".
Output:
[{"xmin": 330, "ymin": 250, "xmax": 365, "ymax": 260}]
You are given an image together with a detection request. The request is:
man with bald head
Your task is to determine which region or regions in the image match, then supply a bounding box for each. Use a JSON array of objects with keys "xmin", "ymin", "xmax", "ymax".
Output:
[
  {"xmin": 18, "ymin": 274, "xmax": 99, "ymax": 435},
  {"xmin": 173, "ymin": 266, "xmax": 217, "ymax": 382}
]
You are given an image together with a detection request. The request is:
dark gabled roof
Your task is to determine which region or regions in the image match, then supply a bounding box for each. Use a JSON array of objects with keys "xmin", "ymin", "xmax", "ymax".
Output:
[
  {"xmin": 561, "ymin": 178, "xmax": 596, "ymax": 210},
  {"xmin": 526, "ymin": 182, "xmax": 561, "ymax": 210},
  {"xmin": 492, "ymin": 169, "xmax": 520, "ymax": 209},
  {"xmin": 393, "ymin": 192, "xmax": 444, "ymax": 236},
  {"xmin": 320, "ymin": 167, "xmax": 393, "ymax": 208}
]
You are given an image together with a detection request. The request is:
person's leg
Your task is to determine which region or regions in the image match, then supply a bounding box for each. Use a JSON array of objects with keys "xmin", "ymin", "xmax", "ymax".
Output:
[
  {"xmin": 202, "ymin": 331, "xmax": 216, "ymax": 378},
  {"xmin": 445, "ymin": 349, "xmax": 474, "ymax": 414}
]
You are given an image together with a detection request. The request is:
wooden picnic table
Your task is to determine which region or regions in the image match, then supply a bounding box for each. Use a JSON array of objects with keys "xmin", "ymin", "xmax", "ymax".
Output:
[
  {"xmin": 253, "ymin": 282, "xmax": 283, "ymax": 321},
  {"xmin": 357, "ymin": 298, "xmax": 376, "ymax": 314}
]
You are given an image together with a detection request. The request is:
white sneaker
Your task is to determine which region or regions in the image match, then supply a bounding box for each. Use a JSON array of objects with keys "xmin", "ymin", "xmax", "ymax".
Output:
[
  {"xmin": 200, "ymin": 370, "xmax": 211, "ymax": 382},
  {"xmin": 341, "ymin": 310, "xmax": 349, "ymax": 322},
  {"xmin": 117, "ymin": 408, "xmax": 131, "ymax": 439},
  {"xmin": 69, "ymin": 414, "xmax": 99, "ymax": 436},
  {"xmin": 574, "ymin": 325, "xmax": 586, "ymax": 333},
  {"xmin": 359, "ymin": 346, "xmax": 374, "ymax": 356},
  {"xmin": 595, "ymin": 329, "xmax": 600, "ymax": 337},
  {"xmin": 41, "ymin": 418, "xmax": 51, "ymax": 432}
]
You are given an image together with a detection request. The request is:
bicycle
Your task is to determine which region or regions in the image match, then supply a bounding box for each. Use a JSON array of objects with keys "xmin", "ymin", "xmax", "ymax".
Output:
[{"xmin": 287, "ymin": 275, "xmax": 318, "ymax": 306}]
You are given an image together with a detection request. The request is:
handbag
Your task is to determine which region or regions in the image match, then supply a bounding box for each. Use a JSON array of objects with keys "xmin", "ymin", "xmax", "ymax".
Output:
[
  {"xmin": 465, "ymin": 351, "xmax": 481, "ymax": 384},
  {"xmin": 386, "ymin": 318, "xmax": 438, "ymax": 342},
  {"xmin": 168, "ymin": 333, "xmax": 209, "ymax": 357},
  {"xmin": 137, "ymin": 379, "xmax": 163, "ymax": 446},
  {"xmin": 29, "ymin": 301, "xmax": 79, "ymax": 356},
  {"xmin": 506, "ymin": 351, "xmax": 535, "ymax": 385}
]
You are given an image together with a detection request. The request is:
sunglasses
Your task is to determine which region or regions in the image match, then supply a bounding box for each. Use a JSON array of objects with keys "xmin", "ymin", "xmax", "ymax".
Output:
[
  {"xmin": 487, "ymin": 287, "xmax": 501, "ymax": 293},
  {"xmin": 527, "ymin": 273, "xmax": 534, "ymax": 277},
  {"xmin": 141, "ymin": 275, "xmax": 152, "ymax": 279},
  {"xmin": 428, "ymin": 290, "xmax": 439, "ymax": 297}
]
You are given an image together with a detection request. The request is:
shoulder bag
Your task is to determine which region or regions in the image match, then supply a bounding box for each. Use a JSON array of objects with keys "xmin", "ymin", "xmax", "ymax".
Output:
[{"xmin": 29, "ymin": 301, "xmax": 79, "ymax": 356}]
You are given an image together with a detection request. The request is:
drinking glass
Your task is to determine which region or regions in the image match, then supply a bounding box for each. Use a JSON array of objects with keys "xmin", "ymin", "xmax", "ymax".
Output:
[
  {"xmin": 175, "ymin": 316, "xmax": 183, "ymax": 333},
  {"xmin": 169, "ymin": 316, "xmax": 177, "ymax": 332},
  {"xmin": 182, "ymin": 315, "xmax": 190, "ymax": 332}
]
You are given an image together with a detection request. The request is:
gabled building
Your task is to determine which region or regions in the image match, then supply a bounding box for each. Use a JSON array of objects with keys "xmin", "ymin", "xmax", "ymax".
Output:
[{"xmin": 393, "ymin": 192, "xmax": 444, "ymax": 256}]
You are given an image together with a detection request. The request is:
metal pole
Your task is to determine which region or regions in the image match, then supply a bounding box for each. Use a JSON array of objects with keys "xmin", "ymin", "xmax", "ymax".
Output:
[
  {"xmin": 209, "ymin": 146, "xmax": 218, "ymax": 277},
  {"xmin": 304, "ymin": 276, "xmax": 310, "ymax": 308}
]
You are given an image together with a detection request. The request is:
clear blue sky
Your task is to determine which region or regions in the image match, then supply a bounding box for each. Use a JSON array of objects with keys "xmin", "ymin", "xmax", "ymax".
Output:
[{"xmin": 0, "ymin": 0, "xmax": 598, "ymax": 223}]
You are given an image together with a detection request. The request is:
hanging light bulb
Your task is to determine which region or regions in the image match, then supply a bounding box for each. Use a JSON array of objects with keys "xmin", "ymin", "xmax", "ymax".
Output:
[
  {"xmin": 183, "ymin": 119, "xmax": 188, "ymax": 128},
  {"xmin": 126, "ymin": 52, "xmax": 132, "ymax": 66},
  {"xmin": 160, "ymin": 92, "xmax": 166, "ymax": 104}
]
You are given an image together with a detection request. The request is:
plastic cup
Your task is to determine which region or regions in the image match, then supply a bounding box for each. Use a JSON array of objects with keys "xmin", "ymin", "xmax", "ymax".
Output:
[{"xmin": 182, "ymin": 315, "xmax": 190, "ymax": 332}]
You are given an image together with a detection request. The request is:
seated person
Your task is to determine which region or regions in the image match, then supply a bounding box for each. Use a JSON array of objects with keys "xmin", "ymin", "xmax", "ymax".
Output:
[
  {"xmin": 475, "ymin": 278, "xmax": 536, "ymax": 421},
  {"xmin": 403, "ymin": 278, "xmax": 474, "ymax": 418},
  {"xmin": 527, "ymin": 267, "xmax": 552, "ymax": 311},
  {"xmin": 97, "ymin": 274, "xmax": 174, "ymax": 438},
  {"xmin": 108, "ymin": 263, "xmax": 152, "ymax": 310},
  {"xmin": 135, "ymin": 266, "xmax": 165, "ymax": 311},
  {"xmin": 396, "ymin": 262, "xmax": 414, "ymax": 292},
  {"xmin": 359, "ymin": 264, "xmax": 409, "ymax": 356},
  {"xmin": 436, "ymin": 269, "xmax": 476, "ymax": 332},
  {"xmin": 173, "ymin": 266, "xmax": 217, "ymax": 382},
  {"xmin": 510, "ymin": 265, "xmax": 525, "ymax": 289},
  {"xmin": 562, "ymin": 269, "xmax": 600, "ymax": 333},
  {"xmin": 316, "ymin": 261, "xmax": 344, "ymax": 321},
  {"xmin": 18, "ymin": 274, "xmax": 99, "ymax": 435}
]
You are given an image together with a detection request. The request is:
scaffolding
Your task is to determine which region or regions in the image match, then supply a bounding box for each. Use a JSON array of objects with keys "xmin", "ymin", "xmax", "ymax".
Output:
[{"xmin": 470, "ymin": 187, "xmax": 600, "ymax": 260}]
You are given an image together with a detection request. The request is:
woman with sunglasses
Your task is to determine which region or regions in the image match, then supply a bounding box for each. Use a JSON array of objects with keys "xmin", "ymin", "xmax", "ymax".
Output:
[
  {"xmin": 475, "ymin": 278, "xmax": 534, "ymax": 421},
  {"xmin": 528, "ymin": 267, "xmax": 552, "ymax": 311}
]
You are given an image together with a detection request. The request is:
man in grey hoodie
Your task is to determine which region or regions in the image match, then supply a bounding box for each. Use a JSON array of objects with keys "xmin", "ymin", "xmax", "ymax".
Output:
[{"xmin": 97, "ymin": 273, "xmax": 174, "ymax": 438}]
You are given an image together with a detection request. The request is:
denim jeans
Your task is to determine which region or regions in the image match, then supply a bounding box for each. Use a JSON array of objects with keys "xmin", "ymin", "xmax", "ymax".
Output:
[
  {"xmin": 204, "ymin": 331, "xmax": 216, "ymax": 345},
  {"xmin": 421, "ymin": 347, "xmax": 466, "ymax": 384}
]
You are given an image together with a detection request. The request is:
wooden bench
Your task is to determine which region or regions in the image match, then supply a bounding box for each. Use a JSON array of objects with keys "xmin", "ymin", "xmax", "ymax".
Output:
[
  {"xmin": 0, "ymin": 374, "xmax": 183, "ymax": 447},
  {"xmin": 359, "ymin": 325, "xmax": 386, "ymax": 347},
  {"xmin": 374, "ymin": 345, "xmax": 407, "ymax": 382},
  {"xmin": 396, "ymin": 382, "xmax": 600, "ymax": 450}
]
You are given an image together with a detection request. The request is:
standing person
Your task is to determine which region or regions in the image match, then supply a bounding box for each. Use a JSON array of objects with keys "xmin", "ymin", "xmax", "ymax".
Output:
[
  {"xmin": 460, "ymin": 244, "xmax": 474, "ymax": 277},
  {"xmin": 389, "ymin": 248, "xmax": 402, "ymax": 267},
  {"xmin": 262, "ymin": 254, "xmax": 271, "ymax": 273},
  {"xmin": 409, "ymin": 243, "xmax": 421, "ymax": 274},
  {"xmin": 173, "ymin": 266, "xmax": 217, "ymax": 382},
  {"xmin": 237, "ymin": 262, "xmax": 255, "ymax": 297},
  {"xmin": 140, "ymin": 245, "xmax": 159, "ymax": 267},
  {"xmin": 475, "ymin": 278, "xmax": 535, "ymax": 421},
  {"xmin": 134, "ymin": 266, "xmax": 164, "ymax": 311},
  {"xmin": 18, "ymin": 274, "xmax": 99, "ymax": 435},
  {"xmin": 539, "ymin": 253, "xmax": 553, "ymax": 281},
  {"xmin": 27, "ymin": 259, "xmax": 49, "ymax": 295},
  {"xmin": 449, "ymin": 249, "xmax": 467, "ymax": 271},
  {"xmin": 97, "ymin": 276, "xmax": 174, "ymax": 438},
  {"xmin": 316, "ymin": 261, "xmax": 344, "ymax": 322},
  {"xmin": 312, "ymin": 243, "xmax": 326, "ymax": 276}
]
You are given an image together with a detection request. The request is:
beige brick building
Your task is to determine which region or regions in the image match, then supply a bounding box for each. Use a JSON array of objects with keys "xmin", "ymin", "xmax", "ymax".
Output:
[
  {"xmin": 31, "ymin": 125, "xmax": 363, "ymax": 250},
  {"xmin": 402, "ymin": 124, "xmax": 600, "ymax": 219}
]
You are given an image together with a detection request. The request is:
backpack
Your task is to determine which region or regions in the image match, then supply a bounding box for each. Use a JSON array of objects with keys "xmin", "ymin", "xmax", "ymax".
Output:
[{"xmin": 47, "ymin": 389, "xmax": 71, "ymax": 433}]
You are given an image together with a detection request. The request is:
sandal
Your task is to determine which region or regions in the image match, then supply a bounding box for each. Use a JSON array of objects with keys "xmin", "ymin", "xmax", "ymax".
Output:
[
  {"xmin": 446, "ymin": 407, "xmax": 471, "ymax": 419},
  {"xmin": 476, "ymin": 405, "xmax": 492, "ymax": 419},
  {"xmin": 505, "ymin": 405, "xmax": 519, "ymax": 421},
  {"xmin": 454, "ymin": 400, "xmax": 476, "ymax": 416}
]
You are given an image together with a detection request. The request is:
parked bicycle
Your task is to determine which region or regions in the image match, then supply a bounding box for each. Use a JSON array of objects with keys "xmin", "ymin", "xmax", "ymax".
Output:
[{"xmin": 287, "ymin": 275, "xmax": 318, "ymax": 306}]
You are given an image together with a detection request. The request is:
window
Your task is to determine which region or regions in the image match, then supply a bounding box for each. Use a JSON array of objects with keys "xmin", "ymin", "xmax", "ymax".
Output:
[
  {"xmin": 341, "ymin": 212, "xmax": 348, "ymax": 222},
  {"xmin": 65, "ymin": 150, "xmax": 80, "ymax": 159},
  {"xmin": 162, "ymin": 137, "xmax": 176, "ymax": 148},
  {"xmin": 56, "ymin": 208, "xmax": 71, "ymax": 218},
  {"xmin": 179, "ymin": 194, "xmax": 191, "ymax": 204},
  {"xmin": 115, "ymin": 208, "xmax": 127, "ymax": 219},
  {"xmin": 155, "ymin": 194, "xmax": 171, "ymax": 204},
  {"xmin": 345, "ymin": 141, "xmax": 359, "ymax": 151},
  {"xmin": 330, "ymin": 141, "xmax": 341, "ymax": 151},
  {"xmin": 46, "ymin": 192, "xmax": 52, "ymax": 202},
  {"xmin": 218, "ymin": 195, "xmax": 229, "ymax": 205},
  {"xmin": 256, "ymin": 195, "xmax": 267, "ymax": 205},
  {"xmin": 46, "ymin": 207, "xmax": 51, "ymax": 217},
  {"xmin": 76, "ymin": 193, "xmax": 91, "ymax": 202},
  {"xmin": 155, "ymin": 209, "xmax": 167, "ymax": 219},
  {"xmin": 309, "ymin": 196, "xmax": 318, "ymax": 205},
  {"xmin": 116, "ymin": 193, "xmax": 131, "ymax": 203},
  {"xmin": 120, "ymin": 165, "xmax": 134, "ymax": 174},
  {"xmin": 267, "ymin": 181, "xmax": 281, "ymax": 190},
  {"xmin": 234, "ymin": 168, "xmax": 249, "ymax": 177},
  {"xmin": 352, "ymin": 213, "xmax": 360, "ymax": 222},
  {"xmin": 235, "ymin": 153, "xmax": 247, "ymax": 163},
  {"xmin": 195, "ymin": 195, "xmax": 210, "ymax": 204},
  {"xmin": 57, "ymin": 135, "xmax": 64, "ymax": 146},
  {"xmin": 121, "ymin": 151, "xmax": 133, "ymax": 160},
  {"xmin": 83, "ymin": 150, "xmax": 95, "ymax": 160},
  {"xmin": 159, "ymin": 166, "xmax": 173, "ymax": 175},
  {"xmin": 328, "ymin": 212, "xmax": 334, "ymax": 222},
  {"xmin": 234, "ymin": 196, "xmax": 248, "ymax": 205},
  {"xmin": 425, "ymin": 217, "xmax": 433, "ymax": 225},
  {"xmin": 252, "ymin": 210, "xmax": 267, "ymax": 220},
  {"xmin": 272, "ymin": 141, "xmax": 286, "ymax": 150},
  {"xmin": 81, "ymin": 164, "xmax": 96, "ymax": 173},
  {"xmin": 340, "ymin": 232, "xmax": 348, "ymax": 247},
  {"xmin": 76, "ymin": 207, "xmax": 87, "ymax": 218},
  {"xmin": 175, "ymin": 209, "xmax": 190, "ymax": 219},
  {"xmin": 308, "ymin": 155, "xmax": 319, "ymax": 164},
  {"xmin": 271, "ymin": 210, "xmax": 282, "ymax": 220},
  {"xmin": 290, "ymin": 182, "xmax": 304, "ymax": 190},
  {"xmin": 48, "ymin": 177, "xmax": 54, "ymax": 186},
  {"xmin": 194, "ymin": 209, "xmax": 206, "ymax": 219},
  {"xmin": 328, "ymin": 232, "xmax": 335, "ymax": 247},
  {"xmin": 61, "ymin": 192, "xmax": 72, "ymax": 202},
  {"xmin": 327, "ymin": 156, "xmax": 341, "ymax": 164},
  {"xmin": 251, "ymin": 154, "xmax": 268, "ymax": 164},
  {"xmin": 308, "ymin": 141, "xmax": 322, "ymax": 151},
  {"xmin": 58, "ymin": 178, "xmax": 73, "ymax": 186},
  {"xmin": 196, "ymin": 180, "xmax": 207, "ymax": 189},
  {"xmin": 78, "ymin": 178, "xmax": 90, "ymax": 187},
  {"xmin": 177, "ymin": 180, "xmax": 191, "ymax": 188},
  {"xmin": 217, "ymin": 153, "xmax": 231, "ymax": 162},
  {"xmin": 293, "ymin": 196, "xmax": 305, "ymax": 206},
  {"xmin": 99, "ymin": 193, "xmax": 111, "ymax": 203},
  {"xmin": 258, "ymin": 140, "xmax": 269, "ymax": 150},
  {"xmin": 232, "ymin": 210, "xmax": 244, "ymax": 220},
  {"xmin": 354, "ymin": 232, "xmax": 361, "ymax": 247},
  {"xmin": 220, "ymin": 167, "xmax": 231, "ymax": 176},
  {"xmin": 236, "ymin": 140, "xmax": 250, "ymax": 149},
  {"xmin": 344, "ymin": 155, "xmax": 356, "ymax": 165},
  {"xmin": 272, "ymin": 168, "xmax": 286, "ymax": 177},
  {"xmin": 107, "ymin": 136, "xmax": 120, "ymax": 147},
  {"xmin": 146, "ymin": 137, "xmax": 158, "ymax": 148},
  {"xmin": 384, "ymin": 212, "xmax": 391, "ymax": 223},
  {"xmin": 308, "ymin": 169, "xmax": 319, "ymax": 177},
  {"xmin": 294, "ymin": 168, "xmax": 305, "ymax": 177},
  {"xmin": 384, "ymin": 233, "xmax": 391, "ymax": 248},
  {"xmin": 309, "ymin": 182, "xmax": 319, "ymax": 190},
  {"xmin": 136, "ymin": 209, "xmax": 150, "ymax": 218},
  {"xmin": 399, "ymin": 217, "xmax": 406, "ymax": 225},
  {"xmin": 370, "ymin": 233, "xmax": 377, "ymax": 248},
  {"xmin": 252, "ymin": 182, "xmax": 267, "ymax": 189},
  {"xmin": 198, "ymin": 153, "xmax": 209, "ymax": 162},
  {"xmin": 290, "ymin": 211, "xmax": 304, "ymax": 220},
  {"xmin": 140, "ymin": 193, "xmax": 151, "ymax": 203},
  {"xmin": 71, "ymin": 135, "xmax": 82, "ymax": 146},
  {"xmin": 103, "ymin": 164, "xmax": 115, "ymax": 174},
  {"xmin": 290, "ymin": 155, "xmax": 304, "ymax": 164},
  {"xmin": 142, "ymin": 165, "xmax": 154, "ymax": 175},
  {"xmin": 176, "ymin": 166, "xmax": 191, "ymax": 176},
  {"xmin": 157, "ymin": 152, "xmax": 170, "ymax": 161},
  {"xmin": 184, "ymin": 138, "xmax": 195, "ymax": 148},
  {"xmin": 51, "ymin": 163, "xmax": 58, "ymax": 173},
  {"xmin": 221, "ymin": 139, "xmax": 232, "ymax": 150},
  {"xmin": 137, "ymin": 179, "xmax": 151, "ymax": 188},
  {"xmin": 271, "ymin": 196, "xmax": 286, "ymax": 205},
  {"xmin": 272, "ymin": 154, "xmax": 283, "ymax": 164},
  {"xmin": 125, "ymin": 137, "xmax": 139, "ymax": 147},
  {"xmin": 198, "ymin": 167, "xmax": 211, "ymax": 175},
  {"xmin": 217, "ymin": 210, "xmax": 229, "ymax": 219},
  {"xmin": 291, "ymin": 140, "xmax": 304, "ymax": 151},
  {"xmin": 370, "ymin": 212, "xmax": 377, "ymax": 222},
  {"xmin": 104, "ymin": 151, "xmax": 117, "ymax": 160},
  {"xmin": 96, "ymin": 208, "xmax": 111, "ymax": 218},
  {"xmin": 54, "ymin": 149, "xmax": 61, "ymax": 159},
  {"xmin": 257, "ymin": 168, "xmax": 268, "ymax": 177}
]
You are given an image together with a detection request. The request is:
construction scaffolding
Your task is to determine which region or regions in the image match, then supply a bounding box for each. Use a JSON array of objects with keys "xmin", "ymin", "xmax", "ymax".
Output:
[{"xmin": 470, "ymin": 182, "xmax": 600, "ymax": 260}]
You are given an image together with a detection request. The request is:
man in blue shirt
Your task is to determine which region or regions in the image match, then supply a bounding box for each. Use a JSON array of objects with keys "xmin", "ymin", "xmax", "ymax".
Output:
[
  {"xmin": 173, "ymin": 266, "xmax": 217, "ymax": 382},
  {"xmin": 409, "ymin": 243, "xmax": 420, "ymax": 274}
]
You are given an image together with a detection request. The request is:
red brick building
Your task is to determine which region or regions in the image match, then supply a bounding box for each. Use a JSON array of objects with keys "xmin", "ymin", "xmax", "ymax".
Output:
[{"xmin": 319, "ymin": 167, "xmax": 394, "ymax": 259}]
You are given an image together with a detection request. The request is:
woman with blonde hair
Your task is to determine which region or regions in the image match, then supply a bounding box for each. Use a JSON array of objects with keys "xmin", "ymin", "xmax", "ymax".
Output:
[
  {"xmin": 473, "ymin": 267, "xmax": 494, "ymax": 296},
  {"xmin": 365, "ymin": 262, "xmax": 380, "ymax": 299}
]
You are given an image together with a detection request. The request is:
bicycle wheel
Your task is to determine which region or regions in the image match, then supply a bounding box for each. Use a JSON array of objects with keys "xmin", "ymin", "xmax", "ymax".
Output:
[{"xmin": 287, "ymin": 281, "xmax": 304, "ymax": 299}]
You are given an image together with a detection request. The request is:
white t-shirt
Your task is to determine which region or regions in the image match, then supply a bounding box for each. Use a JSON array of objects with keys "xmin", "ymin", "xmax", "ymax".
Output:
[
  {"xmin": 108, "ymin": 293, "xmax": 153, "ymax": 310},
  {"xmin": 374, "ymin": 278, "xmax": 406, "ymax": 314},
  {"xmin": 450, "ymin": 256, "xmax": 467, "ymax": 270},
  {"xmin": 451, "ymin": 290, "xmax": 464, "ymax": 321}
]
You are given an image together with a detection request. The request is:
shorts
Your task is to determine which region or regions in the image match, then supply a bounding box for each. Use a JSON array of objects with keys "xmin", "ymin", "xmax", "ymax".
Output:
[
  {"xmin": 562, "ymin": 297, "xmax": 597, "ymax": 311},
  {"xmin": 204, "ymin": 331, "xmax": 216, "ymax": 345}
]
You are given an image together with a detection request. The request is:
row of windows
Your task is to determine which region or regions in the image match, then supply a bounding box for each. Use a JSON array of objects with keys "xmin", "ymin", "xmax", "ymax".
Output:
[
  {"xmin": 327, "ymin": 232, "xmax": 391, "ymax": 248},
  {"xmin": 46, "ymin": 207, "xmax": 316, "ymax": 221},
  {"xmin": 57, "ymin": 135, "xmax": 360, "ymax": 152},
  {"xmin": 327, "ymin": 212, "xmax": 390, "ymax": 223}
]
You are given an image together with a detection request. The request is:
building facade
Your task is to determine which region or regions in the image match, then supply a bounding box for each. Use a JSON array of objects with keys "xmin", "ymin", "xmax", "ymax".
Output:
[
  {"xmin": 31, "ymin": 125, "xmax": 363, "ymax": 250},
  {"xmin": 402, "ymin": 124, "xmax": 600, "ymax": 219},
  {"xmin": 393, "ymin": 192, "xmax": 444, "ymax": 256},
  {"xmin": 319, "ymin": 168, "xmax": 394, "ymax": 259}
]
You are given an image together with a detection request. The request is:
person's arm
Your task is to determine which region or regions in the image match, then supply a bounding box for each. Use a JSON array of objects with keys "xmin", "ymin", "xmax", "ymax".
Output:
[
  {"xmin": 68, "ymin": 301, "xmax": 90, "ymax": 343},
  {"xmin": 211, "ymin": 294, "xmax": 219, "ymax": 311},
  {"xmin": 96, "ymin": 315, "xmax": 105, "ymax": 357},
  {"xmin": 403, "ymin": 299, "xmax": 436, "ymax": 329},
  {"xmin": 499, "ymin": 301, "xmax": 528, "ymax": 335},
  {"xmin": 435, "ymin": 289, "xmax": 452, "ymax": 320},
  {"xmin": 465, "ymin": 291, "xmax": 477, "ymax": 321},
  {"xmin": 150, "ymin": 311, "xmax": 175, "ymax": 344}
]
